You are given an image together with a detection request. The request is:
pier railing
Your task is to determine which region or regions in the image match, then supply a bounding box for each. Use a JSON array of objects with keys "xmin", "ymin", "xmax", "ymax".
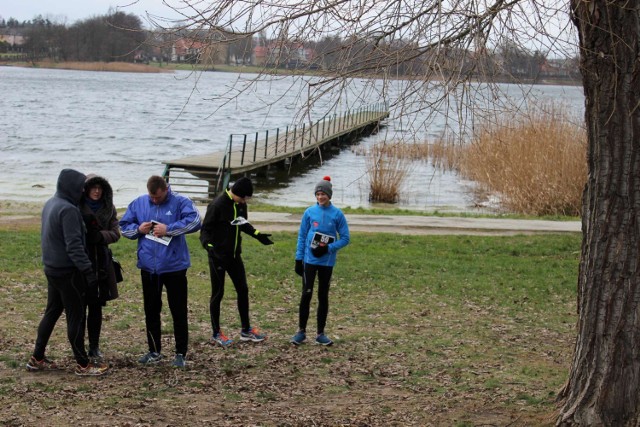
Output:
[
  {"xmin": 165, "ymin": 103, "xmax": 389, "ymax": 199},
  {"xmin": 224, "ymin": 102, "xmax": 388, "ymax": 168}
]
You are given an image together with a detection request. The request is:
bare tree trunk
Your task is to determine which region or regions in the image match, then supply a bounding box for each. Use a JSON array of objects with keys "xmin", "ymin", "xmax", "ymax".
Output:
[{"xmin": 558, "ymin": 1, "xmax": 640, "ymax": 424}]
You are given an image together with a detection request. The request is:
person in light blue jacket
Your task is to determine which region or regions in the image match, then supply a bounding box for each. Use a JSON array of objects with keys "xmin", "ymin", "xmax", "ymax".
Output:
[
  {"xmin": 291, "ymin": 176, "xmax": 350, "ymax": 346},
  {"xmin": 119, "ymin": 175, "xmax": 201, "ymax": 368}
]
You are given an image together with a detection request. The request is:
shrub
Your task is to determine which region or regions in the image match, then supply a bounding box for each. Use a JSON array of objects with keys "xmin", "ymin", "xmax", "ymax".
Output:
[{"xmin": 365, "ymin": 142, "xmax": 412, "ymax": 203}]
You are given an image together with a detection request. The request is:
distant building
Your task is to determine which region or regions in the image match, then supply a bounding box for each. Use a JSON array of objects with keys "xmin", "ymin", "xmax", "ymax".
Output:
[
  {"xmin": 172, "ymin": 38, "xmax": 206, "ymax": 63},
  {"xmin": 256, "ymin": 40, "xmax": 318, "ymax": 69},
  {"xmin": 0, "ymin": 33, "xmax": 24, "ymax": 45},
  {"xmin": 171, "ymin": 36, "xmax": 228, "ymax": 64}
]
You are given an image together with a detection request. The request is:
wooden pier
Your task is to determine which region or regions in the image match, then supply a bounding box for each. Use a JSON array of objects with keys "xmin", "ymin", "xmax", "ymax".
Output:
[{"xmin": 162, "ymin": 103, "xmax": 389, "ymax": 201}]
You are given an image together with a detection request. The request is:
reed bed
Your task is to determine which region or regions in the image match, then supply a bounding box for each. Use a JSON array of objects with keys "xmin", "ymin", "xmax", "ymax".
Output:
[
  {"xmin": 30, "ymin": 61, "xmax": 170, "ymax": 73},
  {"xmin": 454, "ymin": 104, "xmax": 587, "ymax": 216},
  {"xmin": 358, "ymin": 102, "xmax": 586, "ymax": 215}
]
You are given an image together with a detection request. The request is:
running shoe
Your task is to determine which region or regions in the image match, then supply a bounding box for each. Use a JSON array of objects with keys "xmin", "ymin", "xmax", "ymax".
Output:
[
  {"xmin": 172, "ymin": 353, "xmax": 186, "ymax": 368},
  {"xmin": 290, "ymin": 330, "xmax": 306, "ymax": 345},
  {"xmin": 240, "ymin": 327, "xmax": 266, "ymax": 342},
  {"xmin": 138, "ymin": 351, "xmax": 163, "ymax": 364},
  {"xmin": 315, "ymin": 334, "xmax": 333, "ymax": 346},
  {"xmin": 26, "ymin": 356, "xmax": 58, "ymax": 372},
  {"xmin": 210, "ymin": 330, "xmax": 234, "ymax": 348},
  {"xmin": 75, "ymin": 362, "xmax": 109, "ymax": 376}
]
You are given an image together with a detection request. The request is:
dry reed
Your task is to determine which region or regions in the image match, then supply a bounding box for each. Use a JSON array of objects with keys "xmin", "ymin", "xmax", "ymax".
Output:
[
  {"xmin": 365, "ymin": 142, "xmax": 412, "ymax": 203},
  {"xmin": 31, "ymin": 61, "xmax": 170, "ymax": 73},
  {"xmin": 454, "ymin": 103, "xmax": 587, "ymax": 216}
]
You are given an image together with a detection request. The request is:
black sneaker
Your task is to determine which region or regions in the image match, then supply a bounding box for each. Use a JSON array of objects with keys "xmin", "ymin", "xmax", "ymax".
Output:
[{"xmin": 88, "ymin": 348, "xmax": 103, "ymax": 359}]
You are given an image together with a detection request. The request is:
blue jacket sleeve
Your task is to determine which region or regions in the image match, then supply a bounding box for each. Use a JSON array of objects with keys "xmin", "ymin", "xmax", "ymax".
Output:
[
  {"xmin": 328, "ymin": 210, "xmax": 350, "ymax": 254},
  {"xmin": 166, "ymin": 197, "xmax": 202, "ymax": 236},
  {"xmin": 295, "ymin": 210, "xmax": 311, "ymax": 260},
  {"xmin": 119, "ymin": 200, "xmax": 141, "ymax": 240}
]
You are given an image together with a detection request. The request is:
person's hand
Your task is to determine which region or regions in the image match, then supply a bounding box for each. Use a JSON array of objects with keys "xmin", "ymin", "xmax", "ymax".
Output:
[
  {"xmin": 84, "ymin": 271, "xmax": 100, "ymax": 305},
  {"xmin": 82, "ymin": 214, "xmax": 100, "ymax": 233},
  {"xmin": 311, "ymin": 244, "xmax": 329, "ymax": 257},
  {"xmin": 295, "ymin": 259, "xmax": 304, "ymax": 277},
  {"xmin": 255, "ymin": 232, "xmax": 274, "ymax": 245},
  {"xmin": 87, "ymin": 230, "xmax": 104, "ymax": 245},
  {"xmin": 151, "ymin": 222, "xmax": 167, "ymax": 237},
  {"xmin": 139, "ymin": 221, "xmax": 154, "ymax": 234}
]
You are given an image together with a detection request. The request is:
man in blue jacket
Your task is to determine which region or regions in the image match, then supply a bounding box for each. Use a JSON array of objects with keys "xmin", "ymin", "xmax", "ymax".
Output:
[{"xmin": 119, "ymin": 175, "xmax": 201, "ymax": 368}]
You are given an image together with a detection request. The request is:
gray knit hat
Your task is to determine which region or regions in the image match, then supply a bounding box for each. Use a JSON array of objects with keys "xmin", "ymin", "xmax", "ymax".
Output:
[{"xmin": 314, "ymin": 176, "xmax": 333, "ymax": 199}]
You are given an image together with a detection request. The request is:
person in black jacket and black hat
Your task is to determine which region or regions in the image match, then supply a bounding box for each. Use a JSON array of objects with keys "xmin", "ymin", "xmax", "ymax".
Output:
[{"xmin": 199, "ymin": 177, "xmax": 274, "ymax": 348}]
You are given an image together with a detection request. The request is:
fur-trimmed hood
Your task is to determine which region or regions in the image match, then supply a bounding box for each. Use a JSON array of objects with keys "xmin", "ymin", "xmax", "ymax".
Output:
[{"xmin": 84, "ymin": 174, "xmax": 114, "ymax": 207}]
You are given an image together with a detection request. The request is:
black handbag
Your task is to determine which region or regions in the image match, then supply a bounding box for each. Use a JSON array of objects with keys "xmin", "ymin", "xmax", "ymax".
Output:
[{"xmin": 113, "ymin": 258, "xmax": 123, "ymax": 283}]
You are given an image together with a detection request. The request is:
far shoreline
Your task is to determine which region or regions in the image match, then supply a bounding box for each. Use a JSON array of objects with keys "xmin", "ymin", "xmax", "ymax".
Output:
[
  {"xmin": 1, "ymin": 60, "xmax": 582, "ymax": 86},
  {"xmin": 1, "ymin": 60, "xmax": 172, "ymax": 73}
]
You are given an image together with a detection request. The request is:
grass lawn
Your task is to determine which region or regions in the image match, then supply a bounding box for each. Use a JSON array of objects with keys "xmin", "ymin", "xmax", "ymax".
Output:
[{"xmin": 0, "ymin": 222, "xmax": 580, "ymax": 426}]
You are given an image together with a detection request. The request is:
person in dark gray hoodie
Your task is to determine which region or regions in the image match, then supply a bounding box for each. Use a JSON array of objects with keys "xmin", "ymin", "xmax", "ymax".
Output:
[{"xmin": 26, "ymin": 168, "xmax": 110, "ymax": 376}]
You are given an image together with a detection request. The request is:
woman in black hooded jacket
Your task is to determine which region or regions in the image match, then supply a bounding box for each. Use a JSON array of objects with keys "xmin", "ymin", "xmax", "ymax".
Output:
[{"xmin": 80, "ymin": 174, "xmax": 121, "ymax": 359}]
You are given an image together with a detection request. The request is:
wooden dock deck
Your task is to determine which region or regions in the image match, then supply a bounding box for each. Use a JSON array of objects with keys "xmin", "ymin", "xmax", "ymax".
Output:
[{"xmin": 162, "ymin": 103, "xmax": 389, "ymax": 201}]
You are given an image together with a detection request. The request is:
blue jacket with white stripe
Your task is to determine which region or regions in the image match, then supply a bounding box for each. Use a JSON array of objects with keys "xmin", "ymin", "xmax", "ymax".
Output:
[{"xmin": 119, "ymin": 188, "xmax": 201, "ymax": 274}]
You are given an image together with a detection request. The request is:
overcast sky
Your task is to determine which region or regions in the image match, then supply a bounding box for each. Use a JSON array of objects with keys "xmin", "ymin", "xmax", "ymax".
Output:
[{"xmin": 1, "ymin": 0, "xmax": 184, "ymax": 25}]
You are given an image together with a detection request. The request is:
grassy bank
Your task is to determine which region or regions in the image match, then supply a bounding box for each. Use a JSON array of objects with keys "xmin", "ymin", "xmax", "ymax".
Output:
[{"xmin": 0, "ymin": 221, "xmax": 580, "ymax": 426}]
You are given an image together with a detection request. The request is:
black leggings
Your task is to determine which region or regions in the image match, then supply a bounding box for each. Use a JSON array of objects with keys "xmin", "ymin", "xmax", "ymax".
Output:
[
  {"xmin": 208, "ymin": 254, "xmax": 251, "ymax": 333},
  {"xmin": 87, "ymin": 302, "xmax": 102, "ymax": 350},
  {"xmin": 299, "ymin": 264, "xmax": 333, "ymax": 334}
]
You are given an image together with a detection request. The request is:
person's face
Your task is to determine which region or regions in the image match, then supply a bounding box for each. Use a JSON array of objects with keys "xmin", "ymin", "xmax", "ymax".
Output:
[
  {"xmin": 148, "ymin": 187, "xmax": 168, "ymax": 205},
  {"xmin": 232, "ymin": 193, "xmax": 251, "ymax": 204},
  {"xmin": 315, "ymin": 191, "xmax": 330, "ymax": 206},
  {"xmin": 89, "ymin": 185, "xmax": 103, "ymax": 201}
]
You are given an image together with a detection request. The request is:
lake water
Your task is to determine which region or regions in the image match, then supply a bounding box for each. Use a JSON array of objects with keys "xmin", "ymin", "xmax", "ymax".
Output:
[{"xmin": 0, "ymin": 66, "xmax": 585, "ymax": 211}]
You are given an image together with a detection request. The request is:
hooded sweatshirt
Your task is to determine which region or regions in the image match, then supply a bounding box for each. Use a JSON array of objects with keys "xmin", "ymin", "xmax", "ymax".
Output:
[{"xmin": 41, "ymin": 169, "xmax": 93, "ymax": 276}]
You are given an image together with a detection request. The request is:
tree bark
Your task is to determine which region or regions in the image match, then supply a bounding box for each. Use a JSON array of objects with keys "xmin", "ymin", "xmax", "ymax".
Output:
[{"xmin": 557, "ymin": 1, "xmax": 640, "ymax": 425}]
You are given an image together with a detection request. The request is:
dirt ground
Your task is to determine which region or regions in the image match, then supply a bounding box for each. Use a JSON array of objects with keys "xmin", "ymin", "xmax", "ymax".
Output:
[
  {"xmin": 0, "ymin": 202, "xmax": 566, "ymax": 426},
  {"xmin": 1, "ymin": 320, "xmax": 562, "ymax": 427}
]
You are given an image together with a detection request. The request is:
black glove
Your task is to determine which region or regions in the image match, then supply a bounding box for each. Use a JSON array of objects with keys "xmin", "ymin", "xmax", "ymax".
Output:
[
  {"xmin": 311, "ymin": 244, "xmax": 329, "ymax": 257},
  {"xmin": 84, "ymin": 271, "xmax": 100, "ymax": 305},
  {"xmin": 88, "ymin": 230, "xmax": 104, "ymax": 245},
  {"xmin": 255, "ymin": 232, "xmax": 274, "ymax": 245},
  {"xmin": 295, "ymin": 259, "xmax": 304, "ymax": 277}
]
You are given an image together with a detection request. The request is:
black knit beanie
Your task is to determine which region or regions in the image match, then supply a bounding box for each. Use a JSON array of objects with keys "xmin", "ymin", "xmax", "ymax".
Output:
[
  {"xmin": 231, "ymin": 177, "xmax": 254, "ymax": 198},
  {"xmin": 314, "ymin": 176, "xmax": 333, "ymax": 199}
]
